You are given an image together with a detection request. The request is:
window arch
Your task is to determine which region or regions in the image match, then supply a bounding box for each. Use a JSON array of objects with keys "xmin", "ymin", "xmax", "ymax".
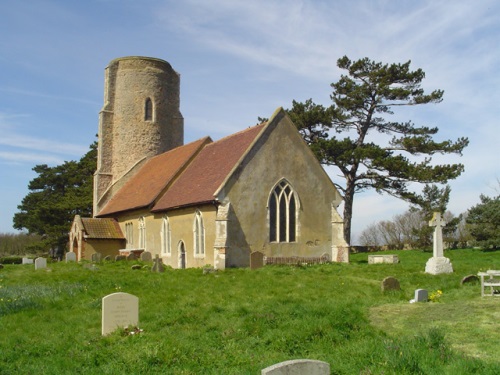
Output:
[
  {"xmin": 144, "ymin": 98, "xmax": 153, "ymax": 121},
  {"xmin": 268, "ymin": 179, "xmax": 298, "ymax": 242},
  {"xmin": 138, "ymin": 217, "xmax": 146, "ymax": 249},
  {"xmin": 161, "ymin": 216, "xmax": 171, "ymax": 256},
  {"xmin": 193, "ymin": 210, "xmax": 205, "ymax": 256}
]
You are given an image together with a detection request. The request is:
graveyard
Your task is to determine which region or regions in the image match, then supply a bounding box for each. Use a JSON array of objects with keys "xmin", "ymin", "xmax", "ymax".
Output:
[{"xmin": 0, "ymin": 248, "xmax": 499, "ymax": 374}]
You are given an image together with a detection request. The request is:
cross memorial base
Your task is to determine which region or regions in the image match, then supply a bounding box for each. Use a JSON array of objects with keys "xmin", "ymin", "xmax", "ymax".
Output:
[{"xmin": 425, "ymin": 256, "xmax": 453, "ymax": 275}]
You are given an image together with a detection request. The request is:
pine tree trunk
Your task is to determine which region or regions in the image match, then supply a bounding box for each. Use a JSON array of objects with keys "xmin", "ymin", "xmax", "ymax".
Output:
[{"xmin": 343, "ymin": 178, "xmax": 356, "ymax": 245}]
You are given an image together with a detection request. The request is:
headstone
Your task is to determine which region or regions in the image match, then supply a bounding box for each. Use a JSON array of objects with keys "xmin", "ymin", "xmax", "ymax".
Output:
[
  {"xmin": 65, "ymin": 252, "xmax": 77, "ymax": 262},
  {"xmin": 262, "ymin": 359, "xmax": 330, "ymax": 375},
  {"xmin": 461, "ymin": 274, "xmax": 479, "ymax": 285},
  {"xmin": 414, "ymin": 289, "xmax": 428, "ymax": 302},
  {"xmin": 104, "ymin": 255, "xmax": 111, "ymax": 261},
  {"xmin": 92, "ymin": 252, "xmax": 102, "ymax": 263},
  {"xmin": 22, "ymin": 257, "xmax": 33, "ymax": 264},
  {"xmin": 425, "ymin": 212, "xmax": 453, "ymax": 274},
  {"xmin": 126, "ymin": 253, "xmax": 136, "ymax": 261},
  {"xmin": 140, "ymin": 251, "xmax": 152, "ymax": 262},
  {"xmin": 115, "ymin": 255, "xmax": 126, "ymax": 261},
  {"xmin": 151, "ymin": 254, "xmax": 165, "ymax": 273},
  {"xmin": 101, "ymin": 292, "xmax": 139, "ymax": 336},
  {"xmin": 34, "ymin": 257, "xmax": 47, "ymax": 270},
  {"xmin": 381, "ymin": 276, "xmax": 400, "ymax": 291},
  {"xmin": 250, "ymin": 251, "xmax": 265, "ymax": 270},
  {"xmin": 131, "ymin": 264, "xmax": 142, "ymax": 270}
]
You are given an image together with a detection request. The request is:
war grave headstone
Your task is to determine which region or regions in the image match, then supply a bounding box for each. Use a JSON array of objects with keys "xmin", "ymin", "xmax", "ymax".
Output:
[
  {"xmin": 151, "ymin": 254, "xmax": 164, "ymax": 273},
  {"xmin": 425, "ymin": 212, "xmax": 453, "ymax": 274},
  {"xmin": 34, "ymin": 257, "xmax": 47, "ymax": 270},
  {"xmin": 22, "ymin": 257, "xmax": 33, "ymax": 264},
  {"xmin": 102, "ymin": 292, "xmax": 139, "ymax": 336},
  {"xmin": 65, "ymin": 252, "xmax": 77, "ymax": 262},
  {"xmin": 140, "ymin": 251, "xmax": 152, "ymax": 262},
  {"xmin": 250, "ymin": 251, "xmax": 265, "ymax": 270},
  {"xmin": 261, "ymin": 359, "xmax": 330, "ymax": 375},
  {"xmin": 381, "ymin": 276, "xmax": 400, "ymax": 292}
]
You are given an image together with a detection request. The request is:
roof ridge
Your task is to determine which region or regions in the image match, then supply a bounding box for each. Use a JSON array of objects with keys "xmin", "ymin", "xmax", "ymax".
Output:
[{"xmin": 207, "ymin": 122, "xmax": 267, "ymax": 146}]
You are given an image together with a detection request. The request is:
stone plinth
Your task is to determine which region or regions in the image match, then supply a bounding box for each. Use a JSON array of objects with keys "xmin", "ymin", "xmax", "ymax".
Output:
[{"xmin": 425, "ymin": 256, "xmax": 453, "ymax": 275}]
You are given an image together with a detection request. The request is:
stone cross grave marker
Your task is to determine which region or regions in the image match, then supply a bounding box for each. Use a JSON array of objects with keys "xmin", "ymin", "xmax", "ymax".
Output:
[
  {"xmin": 261, "ymin": 359, "xmax": 330, "ymax": 375},
  {"xmin": 34, "ymin": 257, "xmax": 47, "ymax": 270},
  {"xmin": 102, "ymin": 292, "xmax": 139, "ymax": 336},
  {"xmin": 425, "ymin": 212, "xmax": 453, "ymax": 274},
  {"xmin": 151, "ymin": 254, "xmax": 165, "ymax": 273},
  {"xmin": 65, "ymin": 252, "xmax": 77, "ymax": 262}
]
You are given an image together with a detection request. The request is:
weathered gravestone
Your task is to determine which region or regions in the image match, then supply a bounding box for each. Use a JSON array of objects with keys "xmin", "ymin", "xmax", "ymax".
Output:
[
  {"xmin": 250, "ymin": 251, "xmax": 265, "ymax": 270},
  {"xmin": 151, "ymin": 254, "xmax": 164, "ymax": 273},
  {"xmin": 102, "ymin": 292, "xmax": 139, "ymax": 336},
  {"xmin": 368, "ymin": 254, "xmax": 399, "ymax": 264},
  {"xmin": 414, "ymin": 289, "xmax": 428, "ymax": 302},
  {"xmin": 261, "ymin": 359, "xmax": 330, "ymax": 375},
  {"xmin": 91, "ymin": 252, "xmax": 102, "ymax": 263},
  {"xmin": 126, "ymin": 253, "xmax": 136, "ymax": 261},
  {"xmin": 461, "ymin": 274, "xmax": 479, "ymax": 285},
  {"xmin": 65, "ymin": 252, "xmax": 77, "ymax": 262},
  {"xmin": 140, "ymin": 251, "xmax": 152, "ymax": 262},
  {"xmin": 104, "ymin": 255, "xmax": 111, "ymax": 261},
  {"xmin": 425, "ymin": 212, "xmax": 453, "ymax": 275},
  {"xmin": 381, "ymin": 276, "xmax": 400, "ymax": 292},
  {"xmin": 22, "ymin": 258, "xmax": 33, "ymax": 264},
  {"xmin": 115, "ymin": 255, "xmax": 126, "ymax": 261},
  {"xmin": 34, "ymin": 257, "xmax": 47, "ymax": 270}
]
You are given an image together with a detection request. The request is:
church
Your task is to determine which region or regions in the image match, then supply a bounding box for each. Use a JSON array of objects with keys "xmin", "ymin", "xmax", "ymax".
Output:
[{"xmin": 69, "ymin": 56, "xmax": 349, "ymax": 269}]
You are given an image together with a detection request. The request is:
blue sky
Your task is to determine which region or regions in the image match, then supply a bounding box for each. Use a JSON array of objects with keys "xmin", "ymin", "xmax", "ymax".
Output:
[{"xmin": 1, "ymin": 0, "xmax": 499, "ymax": 243}]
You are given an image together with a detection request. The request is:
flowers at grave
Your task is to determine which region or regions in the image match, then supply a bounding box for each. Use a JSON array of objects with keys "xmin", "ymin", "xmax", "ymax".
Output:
[{"xmin": 429, "ymin": 289, "xmax": 443, "ymax": 302}]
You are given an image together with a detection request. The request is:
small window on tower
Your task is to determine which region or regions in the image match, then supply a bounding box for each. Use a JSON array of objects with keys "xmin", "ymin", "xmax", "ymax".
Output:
[{"xmin": 145, "ymin": 98, "xmax": 153, "ymax": 121}]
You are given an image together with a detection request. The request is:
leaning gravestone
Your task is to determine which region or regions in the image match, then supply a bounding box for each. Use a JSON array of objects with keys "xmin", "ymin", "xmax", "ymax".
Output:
[
  {"xmin": 65, "ymin": 252, "xmax": 77, "ymax": 263},
  {"xmin": 102, "ymin": 292, "xmax": 139, "ymax": 336},
  {"xmin": 262, "ymin": 359, "xmax": 330, "ymax": 375},
  {"xmin": 34, "ymin": 257, "xmax": 47, "ymax": 270},
  {"xmin": 151, "ymin": 254, "xmax": 165, "ymax": 273},
  {"xmin": 414, "ymin": 289, "xmax": 428, "ymax": 302},
  {"xmin": 140, "ymin": 251, "xmax": 152, "ymax": 262},
  {"xmin": 250, "ymin": 251, "xmax": 265, "ymax": 270},
  {"xmin": 425, "ymin": 212, "xmax": 453, "ymax": 275},
  {"xmin": 381, "ymin": 276, "xmax": 400, "ymax": 292}
]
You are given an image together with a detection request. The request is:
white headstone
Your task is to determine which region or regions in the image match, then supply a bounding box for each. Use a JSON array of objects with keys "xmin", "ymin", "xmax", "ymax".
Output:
[
  {"xmin": 414, "ymin": 289, "xmax": 428, "ymax": 302},
  {"xmin": 425, "ymin": 212, "xmax": 453, "ymax": 274},
  {"xmin": 22, "ymin": 257, "xmax": 33, "ymax": 264},
  {"xmin": 262, "ymin": 359, "xmax": 330, "ymax": 375},
  {"xmin": 34, "ymin": 257, "xmax": 47, "ymax": 270},
  {"xmin": 102, "ymin": 292, "xmax": 139, "ymax": 336},
  {"xmin": 65, "ymin": 252, "xmax": 77, "ymax": 262}
]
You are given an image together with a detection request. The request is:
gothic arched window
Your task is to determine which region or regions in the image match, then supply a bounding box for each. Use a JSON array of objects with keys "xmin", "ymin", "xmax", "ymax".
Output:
[
  {"xmin": 144, "ymin": 98, "xmax": 153, "ymax": 121},
  {"xmin": 269, "ymin": 179, "xmax": 298, "ymax": 242},
  {"xmin": 193, "ymin": 210, "xmax": 205, "ymax": 256},
  {"xmin": 138, "ymin": 217, "xmax": 146, "ymax": 249}
]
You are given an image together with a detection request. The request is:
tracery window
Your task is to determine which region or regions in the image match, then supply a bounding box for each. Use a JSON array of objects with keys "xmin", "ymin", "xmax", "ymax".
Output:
[
  {"xmin": 193, "ymin": 210, "xmax": 205, "ymax": 256},
  {"xmin": 269, "ymin": 179, "xmax": 298, "ymax": 242},
  {"xmin": 144, "ymin": 98, "xmax": 153, "ymax": 121},
  {"xmin": 125, "ymin": 222, "xmax": 134, "ymax": 249},
  {"xmin": 138, "ymin": 217, "xmax": 146, "ymax": 249},
  {"xmin": 161, "ymin": 216, "xmax": 171, "ymax": 255}
]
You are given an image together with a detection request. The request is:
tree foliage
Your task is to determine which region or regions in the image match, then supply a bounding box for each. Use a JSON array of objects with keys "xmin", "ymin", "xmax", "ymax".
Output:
[
  {"xmin": 288, "ymin": 56, "xmax": 468, "ymax": 244},
  {"xmin": 13, "ymin": 142, "xmax": 97, "ymax": 252},
  {"xmin": 466, "ymin": 193, "xmax": 500, "ymax": 249}
]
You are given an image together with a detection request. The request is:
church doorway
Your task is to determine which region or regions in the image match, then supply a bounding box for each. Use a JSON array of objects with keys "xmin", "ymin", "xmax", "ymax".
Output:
[{"xmin": 178, "ymin": 241, "xmax": 186, "ymax": 269}]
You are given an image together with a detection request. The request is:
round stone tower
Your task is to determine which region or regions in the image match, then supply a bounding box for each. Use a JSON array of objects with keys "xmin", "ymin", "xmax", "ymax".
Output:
[{"xmin": 94, "ymin": 56, "xmax": 184, "ymax": 215}]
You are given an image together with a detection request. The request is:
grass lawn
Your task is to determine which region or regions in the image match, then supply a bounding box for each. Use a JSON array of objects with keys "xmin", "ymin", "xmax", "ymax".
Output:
[{"xmin": 0, "ymin": 248, "xmax": 499, "ymax": 374}]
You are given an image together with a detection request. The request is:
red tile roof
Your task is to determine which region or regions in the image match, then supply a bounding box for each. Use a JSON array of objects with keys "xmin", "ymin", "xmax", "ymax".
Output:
[
  {"xmin": 152, "ymin": 123, "xmax": 266, "ymax": 211},
  {"xmin": 97, "ymin": 137, "xmax": 210, "ymax": 216},
  {"xmin": 81, "ymin": 218, "xmax": 125, "ymax": 239}
]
